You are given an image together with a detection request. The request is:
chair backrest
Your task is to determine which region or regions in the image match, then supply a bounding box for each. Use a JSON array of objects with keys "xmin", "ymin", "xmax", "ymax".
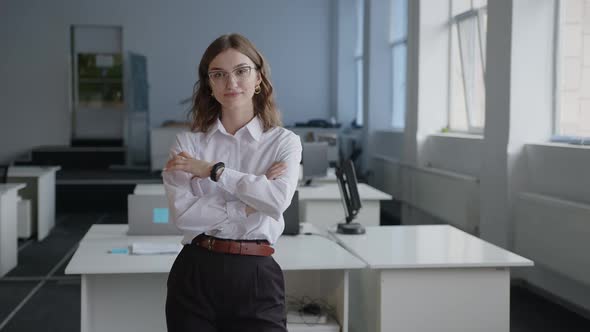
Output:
[{"xmin": 0, "ymin": 164, "xmax": 8, "ymax": 183}]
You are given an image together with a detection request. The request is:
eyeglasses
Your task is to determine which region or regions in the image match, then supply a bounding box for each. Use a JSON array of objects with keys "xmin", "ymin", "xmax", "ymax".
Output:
[{"xmin": 208, "ymin": 66, "xmax": 257, "ymax": 85}]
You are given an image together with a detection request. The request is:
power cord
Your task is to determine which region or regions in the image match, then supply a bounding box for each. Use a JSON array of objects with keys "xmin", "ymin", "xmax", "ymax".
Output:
[{"xmin": 286, "ymin": 295, "xmax": 336, "ymax": 326}]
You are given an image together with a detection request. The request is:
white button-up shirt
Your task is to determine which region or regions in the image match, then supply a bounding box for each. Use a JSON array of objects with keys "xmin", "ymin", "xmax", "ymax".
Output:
[{"xmin": 162, "ymin": 116, "xmax": 302, "ymax": 245}]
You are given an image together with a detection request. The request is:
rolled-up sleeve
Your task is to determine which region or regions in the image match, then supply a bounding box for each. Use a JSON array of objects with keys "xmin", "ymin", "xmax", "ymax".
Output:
[{"xmin": 216, "ymin": 133, "xmax": 302, "ymax": 221}]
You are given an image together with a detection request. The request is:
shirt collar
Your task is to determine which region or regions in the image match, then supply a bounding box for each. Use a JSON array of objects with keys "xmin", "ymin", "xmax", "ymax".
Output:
[
  {"xmin": 244, "ymin": 116, "xmax": 263, "ymax": 142},
  {"xmin": 205, "ymin": 116, "xmax": 263, "ymax": 143},
  {"xmin": 205, "ymin": 118, "xmax": 224, "ymax": 143}
]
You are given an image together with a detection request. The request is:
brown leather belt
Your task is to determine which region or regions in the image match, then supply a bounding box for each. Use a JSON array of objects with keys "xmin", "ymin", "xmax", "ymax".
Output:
[{"xmin": 191, "ymin": 234, "xmax": 275, "ymax": 257}]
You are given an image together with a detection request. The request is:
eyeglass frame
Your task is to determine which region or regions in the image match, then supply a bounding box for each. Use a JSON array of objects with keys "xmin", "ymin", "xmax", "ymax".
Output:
[{"xmin": 207, "ymin": 65, "xmax": 259, "ymax": 85}]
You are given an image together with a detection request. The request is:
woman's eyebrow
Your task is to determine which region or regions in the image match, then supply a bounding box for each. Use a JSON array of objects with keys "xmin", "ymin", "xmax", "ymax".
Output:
[{"xmin": 209, "ymin": 63, "xmax": 251, "ymax": 72}]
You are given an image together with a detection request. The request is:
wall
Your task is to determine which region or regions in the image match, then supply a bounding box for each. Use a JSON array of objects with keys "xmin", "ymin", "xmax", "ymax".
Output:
[{"xmin": 0, "ymin": 0, "xmax": 335, "ymax": 163}]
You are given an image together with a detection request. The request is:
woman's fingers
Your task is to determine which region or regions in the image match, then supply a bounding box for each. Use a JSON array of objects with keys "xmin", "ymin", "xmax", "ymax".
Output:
[
  {"xmin": 266, "ymin": 169, "xmax": 285, "ymax": 180},
  {"xmin": 266, "ymin": 162, "xmax": 287, "ymax": 179},
  {"xmin": 178, "ymin": 151, "xmax": 192, "ymax": 159},
  {"xmin": 267, "ymin": 162, "xmax": 287, "ymax": 174}
]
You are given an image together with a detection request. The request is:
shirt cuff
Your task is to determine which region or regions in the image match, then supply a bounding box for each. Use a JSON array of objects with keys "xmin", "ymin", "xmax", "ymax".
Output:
[
  {"xmin": 216, "ymin": 168, "xmax": 244, "ymax": 195},
  {"xmin": 226, "ymin": 200, "xmax": 247, "ymax": 221}
]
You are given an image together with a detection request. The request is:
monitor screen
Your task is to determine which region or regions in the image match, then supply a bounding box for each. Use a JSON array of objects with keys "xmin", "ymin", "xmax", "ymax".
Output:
[
  {"xmin": 302, "ymin": 142, "xmax": 329, "ymax": 179},
  {"xmin": 336, "ymin": 159, "xmax": 362, "ymax": 223}
]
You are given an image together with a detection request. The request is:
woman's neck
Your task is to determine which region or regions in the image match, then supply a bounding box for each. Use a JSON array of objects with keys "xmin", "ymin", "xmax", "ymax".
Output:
[{"xmin": 220, "ymin": 106, "xmax": 255, "ymax": 135}]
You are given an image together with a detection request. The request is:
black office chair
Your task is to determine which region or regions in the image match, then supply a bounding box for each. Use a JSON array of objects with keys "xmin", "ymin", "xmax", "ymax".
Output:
[{"xmin": 0, "ymin": 164, "xmax": 8, "ymax": 183}]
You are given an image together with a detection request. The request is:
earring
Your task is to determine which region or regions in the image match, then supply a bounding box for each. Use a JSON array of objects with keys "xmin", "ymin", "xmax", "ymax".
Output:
[{"xmin": 254, "ymin": 85, "xmax": 261, "ymax": 95}]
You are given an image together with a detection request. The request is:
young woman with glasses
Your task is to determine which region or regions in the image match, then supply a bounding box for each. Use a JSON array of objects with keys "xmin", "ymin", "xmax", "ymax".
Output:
[{"xmin": 162, "ymin": 33, "xmax": 301, "ymax": 332}]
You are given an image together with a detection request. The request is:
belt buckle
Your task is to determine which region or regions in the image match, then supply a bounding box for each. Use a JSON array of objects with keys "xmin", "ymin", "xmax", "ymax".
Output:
[{"xmin": 207, "ymin": 237, "xmax": 215, "ymax": 251}]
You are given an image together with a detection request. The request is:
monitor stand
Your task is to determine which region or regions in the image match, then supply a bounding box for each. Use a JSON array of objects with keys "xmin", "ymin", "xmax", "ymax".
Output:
[{"xmin": 337, "ymin": 222, "xmax": 366, "ymax": 234}]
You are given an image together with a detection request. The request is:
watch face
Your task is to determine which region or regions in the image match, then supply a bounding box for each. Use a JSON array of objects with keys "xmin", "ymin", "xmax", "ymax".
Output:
[
  {"xmin": 215, "ymin": 166, "xmax": 225, "ymax": 181},
  {"xmin": 211, "ymin": 162, "xmax": 225, "ymax": 182}
]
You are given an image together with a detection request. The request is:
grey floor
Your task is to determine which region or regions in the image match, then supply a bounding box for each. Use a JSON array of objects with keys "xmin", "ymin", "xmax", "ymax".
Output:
[{"xmin": 1, "ymin": 212, "xmax": 590, "ymax": 331}]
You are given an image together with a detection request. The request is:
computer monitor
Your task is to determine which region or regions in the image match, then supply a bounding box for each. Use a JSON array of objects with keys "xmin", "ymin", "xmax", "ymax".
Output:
[
  {"xmin": 335, "ymin": 159, "xmax": 365, "ymax": 234},
  {"xmin": 282, "ymin": 191, "xmax": 300, "ymax": 235},
  {"xmin": 302, "ymin": 142, "xmax": 329, "ymax": 185}
]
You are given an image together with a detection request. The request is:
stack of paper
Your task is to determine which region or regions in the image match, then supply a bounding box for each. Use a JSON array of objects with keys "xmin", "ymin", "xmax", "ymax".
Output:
[{"xmin": 131, "ymin": 242, "xmax": 182, "ymax": 255}]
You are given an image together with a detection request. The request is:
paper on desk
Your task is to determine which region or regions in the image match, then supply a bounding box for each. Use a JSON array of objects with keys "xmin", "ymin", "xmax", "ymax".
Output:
[{"xmin": 131, "ymin": 242, "xmax": 183, "ymax": 255}]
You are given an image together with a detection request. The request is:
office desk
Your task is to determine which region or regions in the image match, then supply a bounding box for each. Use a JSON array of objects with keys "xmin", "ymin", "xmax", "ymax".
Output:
[
  {"xmin": 333, "ymin": 225, "xmax": 534, "ymax": 332},
  {"xmin": 7, "ymin": 166, "xmax": 61, "ymax": 240},
  {"xmin": 132, "ymin": 182, "xmax": 392, "ymax": 229},
  {"xmin": 0, "ymin": 183, "xmax": 26, "ymax": 277},
  {"xmin": 65, "ymin": 224, "xmax": 365, "ymax": 332},
  {"xmin": 298, "ymin": 183, "xmax": 392, "ymax": 228}
]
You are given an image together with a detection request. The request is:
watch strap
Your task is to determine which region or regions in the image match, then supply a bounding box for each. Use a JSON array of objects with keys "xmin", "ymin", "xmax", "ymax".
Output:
[{"xmin": 210, "ymin": 162, "xmax": 225, "ymax": 182}]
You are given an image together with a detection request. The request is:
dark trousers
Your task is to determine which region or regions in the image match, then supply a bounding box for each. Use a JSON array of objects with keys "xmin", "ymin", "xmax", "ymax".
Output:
[{"xmin": 166, "ymin": 244, "xmax": 287, "ymax": 332}]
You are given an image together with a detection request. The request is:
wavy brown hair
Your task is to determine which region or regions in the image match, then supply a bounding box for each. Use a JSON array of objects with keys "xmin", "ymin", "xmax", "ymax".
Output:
[{"xmin": 188, "ymin": 34, "xmax": 282, "ymax": 132}]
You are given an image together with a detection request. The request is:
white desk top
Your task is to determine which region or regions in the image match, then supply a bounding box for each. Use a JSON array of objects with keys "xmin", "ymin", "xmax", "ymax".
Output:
[
  {"xmin": 8, "ymin": 165, "xmax": 61, "ymax": 177},
  {"xmin": 298, "ymin": 183, "xmax": 392, "ymax": 201},
  {"xmin": 66, "ymin": 224, "xmax": 365, "ymax": 275},
  {"xmin": 134, "ymin": 183, "xmax": 164, "ymax": 195},
  {"xmin": 333, "ymin": 225, "xmax": 533, "ymax": 269},
  {"xmin": 0, "ymin": 183, "xmax": 26, "ymax": 195}
]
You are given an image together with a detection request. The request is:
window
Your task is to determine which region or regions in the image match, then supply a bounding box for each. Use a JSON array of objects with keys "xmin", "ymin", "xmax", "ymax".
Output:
[
  {"xmin": 71, "ymin": 26, "xmax": 124, "ymax": 110},
  {"xmin": 390, "ymin": 0, "xmax": 408, "ymax": 129},
  {"xmin": 448, "ymin": 0, "xmax": 487, "ymax": 133},
  {"xmin": 355, "ymin": 0, "xmax": 365, "ymax": 127},
  {"xmin": 554, "ymin": 0, "xmax": 590, "ymax": 144},
  {"xmin": 76, "ymin": 53, "xmax": 124, "ymax": 109}
]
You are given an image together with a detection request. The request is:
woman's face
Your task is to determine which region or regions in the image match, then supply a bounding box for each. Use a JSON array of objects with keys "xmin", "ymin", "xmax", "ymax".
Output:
[{"xmin": 208, "ymin": 48, "xmax": 261, "ymax": 112}]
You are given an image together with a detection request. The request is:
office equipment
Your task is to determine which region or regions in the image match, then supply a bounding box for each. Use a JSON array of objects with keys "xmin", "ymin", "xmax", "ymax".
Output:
[
  {"xmin": 282, "ymin": 191, "xmax": 300, "ymax": 235},
  {"xmin": 127, "ymin": 194, "xmax": 181, "ymax": 235},
  {"xmin": 290, "ymin": 127, "xmax": 340, "ymax": 165},
  {"xmin": 150, "ymin": 125, "xmax": 189, "ymax": 171},
  {"xmin": 302, "ymin": 142, "xmax": 329, "ymax": 185},
  {"xmin": 335, "ymin": 160, "xmax": 365, "ymax": 234}
]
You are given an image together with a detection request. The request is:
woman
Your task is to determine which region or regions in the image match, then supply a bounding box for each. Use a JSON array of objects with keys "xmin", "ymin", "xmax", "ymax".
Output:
[{"xmin": 162, "ymin": 33, "xmax": 301, "ymax": 332}]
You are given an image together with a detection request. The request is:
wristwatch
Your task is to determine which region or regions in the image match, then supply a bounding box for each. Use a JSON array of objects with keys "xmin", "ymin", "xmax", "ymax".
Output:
[{"xmin": 210, "ymin": 162, "xmax": 225, "ymax": 182}]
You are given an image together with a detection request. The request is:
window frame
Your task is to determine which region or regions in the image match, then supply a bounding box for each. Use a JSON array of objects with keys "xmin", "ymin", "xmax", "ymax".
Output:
[
  {"xmin": 552, "ymin": 0, "xmax": 590, "ymax": 145},
  {"xmin": 448, "ymin": 5, "xmax": 488, "ymax": 135},
  {"xmin": 389, "ymin": 0, "xmax": 408, "ymax": 129},
  {"xmin": 354, "ymin": 0, "xmax": 365, "ymax": 127}
]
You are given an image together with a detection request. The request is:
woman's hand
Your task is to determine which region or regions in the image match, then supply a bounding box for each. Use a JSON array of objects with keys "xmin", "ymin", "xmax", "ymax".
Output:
[
  {"xmin": 164, "ymin": 152, "xmax": 213, "ymax": 178},
  {"xmin": 265, "ymin": 162, "xmax": 287, "ymax": 180}
]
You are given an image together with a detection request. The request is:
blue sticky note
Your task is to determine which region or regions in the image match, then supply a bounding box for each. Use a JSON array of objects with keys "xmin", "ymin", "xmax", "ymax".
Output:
[
  {"xmin": 109, "ymin": 247, "xmax": 129, "ymax": 254},
  {"xmin": 153, "ymin": 208, "xmax": 169, "ymax": 224}
]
